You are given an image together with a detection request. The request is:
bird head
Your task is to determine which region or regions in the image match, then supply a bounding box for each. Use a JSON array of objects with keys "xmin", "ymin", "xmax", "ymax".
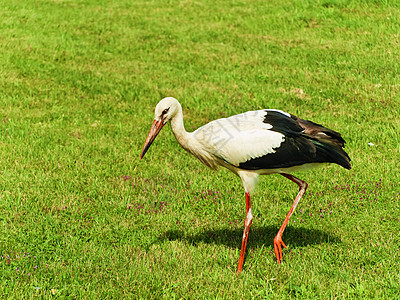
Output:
[
  {"xmin": 154, "ymin": 97, "xmax": 180, "ymax": 124},
  {"xmin": 140, "ymin": 97, "xmax": 180, "ymax": 159}
]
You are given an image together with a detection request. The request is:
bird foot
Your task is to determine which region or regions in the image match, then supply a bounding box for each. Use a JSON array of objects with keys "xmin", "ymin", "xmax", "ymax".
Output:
[{"xmin": 273, "ymin": 235, "xmax": 287, "ymax": 264}]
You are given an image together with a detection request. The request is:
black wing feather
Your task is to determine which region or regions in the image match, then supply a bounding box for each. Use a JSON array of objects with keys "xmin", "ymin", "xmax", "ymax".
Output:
[{"xmin": 238, "ymin": 110, "xmax": 351, "ymax": 170}]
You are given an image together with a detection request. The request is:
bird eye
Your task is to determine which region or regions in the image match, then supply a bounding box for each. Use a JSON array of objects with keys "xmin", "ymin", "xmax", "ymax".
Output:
[{"xmin": 162, "ymin": 108, "xmax": 170, "ymax": 115}]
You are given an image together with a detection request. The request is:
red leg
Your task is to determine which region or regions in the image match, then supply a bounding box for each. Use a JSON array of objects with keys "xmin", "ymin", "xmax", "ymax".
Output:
[
  {"xmin": 237, "ymin": 192, "xmax": 253, "ymax": 274},
  {"xmin": 274, "ymin": 173, "xmax": 308, "ymax": 264}
]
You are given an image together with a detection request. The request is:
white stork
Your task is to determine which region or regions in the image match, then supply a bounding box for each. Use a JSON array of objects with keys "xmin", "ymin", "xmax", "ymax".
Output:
[{"xmin": 140, "ymin": 97, "xmax": 351, "ymax": 274}]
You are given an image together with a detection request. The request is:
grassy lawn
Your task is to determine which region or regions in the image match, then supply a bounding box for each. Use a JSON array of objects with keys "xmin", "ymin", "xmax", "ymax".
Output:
[{"xmin": 1, "ymin": 0, "xmax": 399, "ymax": 298}]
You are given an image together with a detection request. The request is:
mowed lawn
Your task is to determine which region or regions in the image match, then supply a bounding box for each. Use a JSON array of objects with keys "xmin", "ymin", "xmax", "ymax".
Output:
[{"xmin": 1, "ymin": 0, "xmax": 399, "ymax": 298}]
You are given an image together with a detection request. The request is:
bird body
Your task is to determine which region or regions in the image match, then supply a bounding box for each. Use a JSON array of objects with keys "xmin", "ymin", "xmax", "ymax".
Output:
[{"xmin": 140, "ymin": 97, "xmax": 351, "ymax": 273}]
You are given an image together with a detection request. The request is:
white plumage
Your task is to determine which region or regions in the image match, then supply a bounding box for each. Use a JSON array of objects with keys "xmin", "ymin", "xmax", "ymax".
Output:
[
  {"xmin": 140, "ymin": 97, "xmax": 351, "ymax": 274},
  {"xmin": 192, "ymin": 111, "xmax": 285, "ymax": 167}
]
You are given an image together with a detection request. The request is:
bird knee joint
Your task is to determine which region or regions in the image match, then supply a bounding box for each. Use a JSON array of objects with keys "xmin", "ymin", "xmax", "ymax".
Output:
[{"xmin": 245, "ymin": 208, "xmax": 253, "ymax": 227}]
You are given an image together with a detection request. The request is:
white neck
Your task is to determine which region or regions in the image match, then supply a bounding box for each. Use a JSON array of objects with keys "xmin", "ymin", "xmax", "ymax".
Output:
[
  {"xmin": 169, "ymin": 105, "xmax": 218, "ymax": 170},
  {"xmin": 170, "ymin": 105, "xmax": 190, "ymax": 150}
]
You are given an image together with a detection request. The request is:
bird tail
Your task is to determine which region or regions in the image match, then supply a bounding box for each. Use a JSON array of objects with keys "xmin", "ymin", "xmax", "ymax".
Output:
[
  {"xmin": 295, "ymin": 118, "xmax": 351, "ymax": 170},
  {"xmin": 310, "ymin": 138, "xmax": 351, "ymax": 170}
]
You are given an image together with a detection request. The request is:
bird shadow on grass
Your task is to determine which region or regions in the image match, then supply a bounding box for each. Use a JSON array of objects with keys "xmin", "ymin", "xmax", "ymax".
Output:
[{"xmin": 158, "ymin": 226, "xmax": 340, "ymax": 251}]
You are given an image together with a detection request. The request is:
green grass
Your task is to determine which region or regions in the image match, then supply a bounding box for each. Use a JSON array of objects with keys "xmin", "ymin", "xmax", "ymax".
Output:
[{"xmin": 1, "ymin": 0, "xmax": 400, "ymax": 298}]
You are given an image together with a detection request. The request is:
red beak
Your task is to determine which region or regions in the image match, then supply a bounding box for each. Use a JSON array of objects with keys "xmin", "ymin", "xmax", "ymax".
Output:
[{"xmin": 140, "ymin": 119, "xmax": 165, "ymax": 159}]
